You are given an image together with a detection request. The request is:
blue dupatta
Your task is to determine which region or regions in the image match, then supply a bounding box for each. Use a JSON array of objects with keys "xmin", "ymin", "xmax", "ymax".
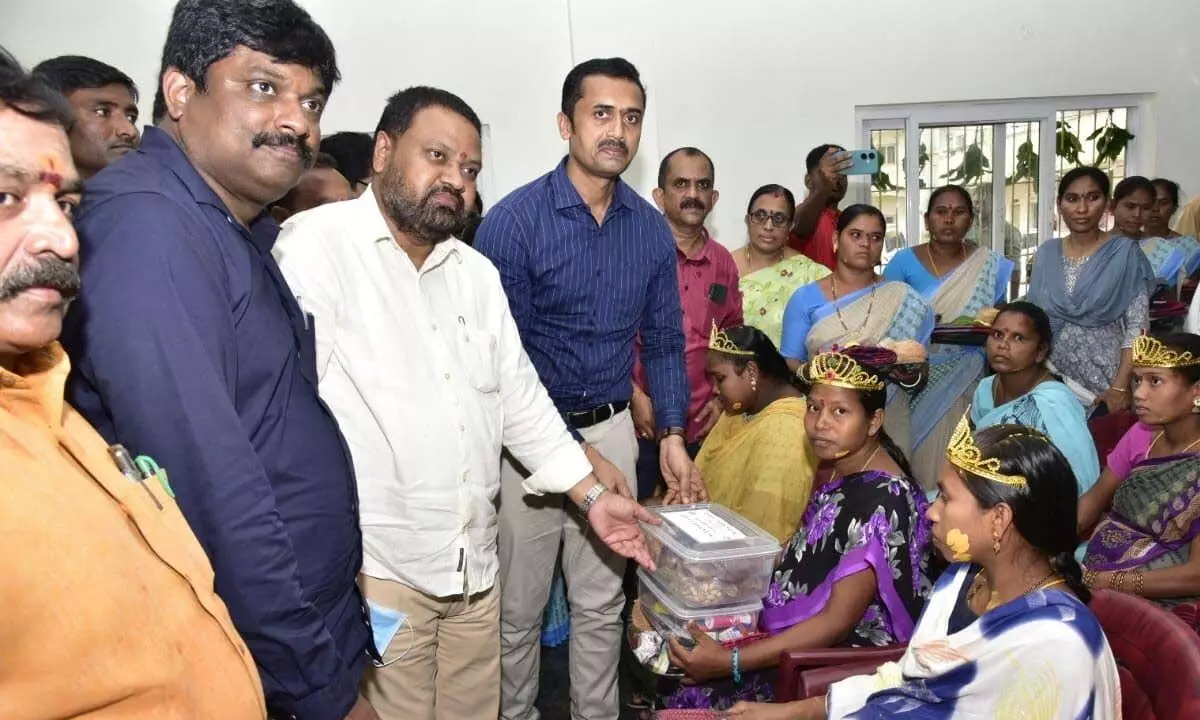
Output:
[{"xmin": 1027, "ymin": 236, "xmax": 1155, "ymax": 332}]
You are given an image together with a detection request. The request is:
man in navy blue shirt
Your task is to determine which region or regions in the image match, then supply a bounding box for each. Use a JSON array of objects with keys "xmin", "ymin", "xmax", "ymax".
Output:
[
  {"xmin": 61, "ymin": 2, "xmax": 376, "ymax": 719},
  {"xmin": 474, "ymin": 57, "xmax": 704, "ymax": 720}
]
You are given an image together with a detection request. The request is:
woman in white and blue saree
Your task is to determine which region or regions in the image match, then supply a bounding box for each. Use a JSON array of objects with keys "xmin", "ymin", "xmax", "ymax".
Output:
[{"xmin": 726, "ymin": 423, "xmax": 1121, "ymax": 720}]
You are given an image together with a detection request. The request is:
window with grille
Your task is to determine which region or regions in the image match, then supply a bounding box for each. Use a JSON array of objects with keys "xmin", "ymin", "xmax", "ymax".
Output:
[{"xmin": 858, "ymin": 98, "xmax": 1143, "ymax": 297}]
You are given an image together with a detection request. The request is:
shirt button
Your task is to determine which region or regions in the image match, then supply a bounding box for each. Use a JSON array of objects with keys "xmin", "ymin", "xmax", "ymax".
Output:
[
  {"xmin": 432, "ymin": 322, "xmax": 438, "ymax": 331},
  {"xmin": 459, "ymin": 424, "xmax": 465, "ymax": 432},
  {"xmin": 462, "ymin": 472, "xmax": 469, "ymax": 483},
  {"xmin": 444, "ymin": 373, "xmax": 451, "ymax": 380}
]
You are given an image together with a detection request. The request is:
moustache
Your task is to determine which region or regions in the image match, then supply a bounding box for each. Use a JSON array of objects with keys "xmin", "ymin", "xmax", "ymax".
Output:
[
  {"xmin": 598, "ymin": 138, "xmax": 628, "ymax": 154},
  {"xmin": 680, "ymin": 197, "xmax": 706, "ymax": 211},
  {"xmin": 0, "ymin": 257, "xmax": 80, "ymax": 302},
  {"xmin": 252, "ymin": 132, "xmax": 315, "ymax": 167},
  {"xmin": 425, "ymin": 183, "xmax": 465, "ymax": 210}
]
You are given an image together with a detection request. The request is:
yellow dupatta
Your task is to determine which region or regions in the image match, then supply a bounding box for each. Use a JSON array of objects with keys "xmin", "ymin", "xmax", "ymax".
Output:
[{"xmin": 694, "ymin": 396, "xmax": 816, "ymax": 542}]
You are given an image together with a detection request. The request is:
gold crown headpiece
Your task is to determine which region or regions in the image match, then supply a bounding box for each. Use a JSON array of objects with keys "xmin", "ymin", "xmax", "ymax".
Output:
[
  {"xmin": 709, "ymin": 322, "xmax": 755, "ymax": 357},
  {"xmin": 1132, "ymin": 334, "xmax": 1200, "ymax": 369},
  {"xmin": 802, "ymin": 351, "xmax": 885, "ymax": 392},
  {"xmin": 945, "ymin": 413, "xmax": 1027, "ymax": 489}
]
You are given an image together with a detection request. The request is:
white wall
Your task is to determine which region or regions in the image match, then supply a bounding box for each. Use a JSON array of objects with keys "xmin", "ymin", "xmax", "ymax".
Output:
[{"xmin": 5, "ymin": 0, "xmax": 1199, "ymax": 247}]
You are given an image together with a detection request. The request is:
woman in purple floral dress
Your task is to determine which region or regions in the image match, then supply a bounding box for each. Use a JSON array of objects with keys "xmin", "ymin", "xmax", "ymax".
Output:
[{"xmin": 663, "ymin": 346, "xmax": 933, "ymax": 711}]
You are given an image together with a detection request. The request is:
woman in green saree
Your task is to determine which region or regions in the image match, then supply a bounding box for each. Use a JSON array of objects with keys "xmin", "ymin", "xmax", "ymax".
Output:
[
  {"xmin": 736, "ymin": 184, "xmax": 829, "ymax": 347},
  {"xmin": 1078, "ymin": 332, "xmax": 1200, "ymax": 607}
]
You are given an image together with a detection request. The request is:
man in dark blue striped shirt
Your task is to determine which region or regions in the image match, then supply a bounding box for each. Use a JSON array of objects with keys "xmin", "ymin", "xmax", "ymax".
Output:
[{"xmin": 475, "ymin": 57, "xmax": 701, "ymax": 720}]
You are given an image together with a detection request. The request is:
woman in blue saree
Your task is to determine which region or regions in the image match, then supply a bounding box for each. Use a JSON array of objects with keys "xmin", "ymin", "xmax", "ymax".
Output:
[
  {"xmin": 884, "ymin": 185, "xmax": 1014, "ymax": 488},
  {"xmin": 1078, "ymin": 333, "xmax": 1200, "ymax": 608},
  {"xmin": 1145, "ymin": 178, "xmax": 1200, "ymax": 278},
  {"xmin": 1114, "ymin": 175, "xmax": 1185, "ymax": 288},
  {"xmin": 780, "ymin": 205, "xmax": 935, "ymax": 462},
  {"xmin": 1026, "ymin": 167, "xmax": 1155, "ymax": 413},
  {"xmin": 970, "ymin": 301, "xmax": 1099, "ymax": 498},
  {"xmin": 725, "ymin": 422, "xmax": 1120, "ymax": 720}
]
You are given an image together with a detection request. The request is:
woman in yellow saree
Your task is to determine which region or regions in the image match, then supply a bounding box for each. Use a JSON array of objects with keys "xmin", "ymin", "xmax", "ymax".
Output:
[{"xmin": 696, "ymin": 323, "xmax": 818, "ymax": 542}]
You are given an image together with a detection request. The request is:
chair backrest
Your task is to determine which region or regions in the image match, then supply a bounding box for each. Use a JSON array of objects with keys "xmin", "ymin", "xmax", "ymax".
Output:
[
  {"xmin": 775, "ymin": 645, "xmax": 906, "ymax": 703},
  {"xmin": 1090, "ymin": 589, "xmax": 1200, "ymax": 720},
  {"xmin": 1088, "ymin": 409, "xmax": 1137, "ymax": 467}
]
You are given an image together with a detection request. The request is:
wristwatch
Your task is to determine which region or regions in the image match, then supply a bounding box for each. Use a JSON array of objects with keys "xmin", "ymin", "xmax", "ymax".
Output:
[
  {"xmin": 658, "ymin": 426, "xmax": 686, "ymax": 442},
  {"xmin": 577, "ymin": 482, "xmax": 608, "ymax": 516}
]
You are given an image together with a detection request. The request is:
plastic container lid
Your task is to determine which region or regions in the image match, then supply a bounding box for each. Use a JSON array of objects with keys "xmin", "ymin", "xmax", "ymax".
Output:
[
  {"xmin": 642, "ymin": 503, "xmax": 781, "ymax": 562},
  {"xmin": 637, "ymin": 568, "xmax": 762, "ymax": 620}
]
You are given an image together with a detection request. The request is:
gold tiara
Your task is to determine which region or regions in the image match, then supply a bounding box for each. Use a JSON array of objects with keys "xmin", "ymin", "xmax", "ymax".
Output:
[
  {"xmin": 1132, "ymin": 334, "xmax": 1200, "ymax": 369},
  {"xmin": 945, "ymin": 414, "xmax": 1028, "ymax": 489},
  {"xmin": 709, "ymin": 321, "xmax": 755, "ymax": 357},
  {"xmin": 803, "ymin": 351, "xmax": 885, "ymax": 391}
]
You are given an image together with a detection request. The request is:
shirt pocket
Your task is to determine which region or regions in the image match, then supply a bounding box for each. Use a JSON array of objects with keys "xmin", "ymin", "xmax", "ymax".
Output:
[{"xmin": 452, "ymin": 318, "xmax": 501, "ymax": 394}]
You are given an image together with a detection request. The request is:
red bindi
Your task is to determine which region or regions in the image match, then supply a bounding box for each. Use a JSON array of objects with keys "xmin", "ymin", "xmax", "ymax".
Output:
[
  {"xmin": 38, "ymin": 171, "xmax": 63, "ymax": 189},
  {"xmin": 38, "ymin": 155, "xmax": 63, "ymax": 189}
]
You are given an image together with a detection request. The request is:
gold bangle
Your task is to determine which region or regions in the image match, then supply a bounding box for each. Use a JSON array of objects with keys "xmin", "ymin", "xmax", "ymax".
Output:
[
  {"xmin": 1083, "ymin": 569, "xmax": 1097, "ymax": 588},
  {"xmin": 1132, "ymin": 571, "xmax": 1146, "ymax": 596},
  {"xmin": 1110, "ymin": 570, "xmax": 1124, "ymax": 592}
]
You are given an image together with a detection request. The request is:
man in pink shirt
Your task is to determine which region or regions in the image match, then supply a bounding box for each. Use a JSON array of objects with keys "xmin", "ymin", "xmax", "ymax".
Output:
[{"xmin": 632, "ymin": 147, "xmax": 742, "ymax": 499}]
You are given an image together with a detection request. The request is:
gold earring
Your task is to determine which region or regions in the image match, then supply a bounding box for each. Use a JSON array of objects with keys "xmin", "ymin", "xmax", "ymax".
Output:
[
  {"xmin": 731, "ymin": 401, "xmax": 743, "ymax": 411},
  {"xmin": 992, "ymin": 532, "xmax": 1002, "ymax": 556},
  {"xmin": 1192, "ymin": 397, "xmax": 1200, "ymax": 413},
  {"xmin": 750, "ymin": 377, "xmax": 758, "ymax": 392}
]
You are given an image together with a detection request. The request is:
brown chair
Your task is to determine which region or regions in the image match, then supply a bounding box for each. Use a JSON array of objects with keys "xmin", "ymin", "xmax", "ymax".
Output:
[
  {"xmin": 774, "ymin": 645, "xmax": 906, "ymax": 703},
  {"xmin": 1088, "ymin": 408, "xmax": 1137, "ymax": 468},
  {"xmin": 773, "ymin": 593, "xmax": 1200, "ymax": 718},
  {"xmin": 1090, "ymin": 589, "xmax": 1200, "ymax": 720}
]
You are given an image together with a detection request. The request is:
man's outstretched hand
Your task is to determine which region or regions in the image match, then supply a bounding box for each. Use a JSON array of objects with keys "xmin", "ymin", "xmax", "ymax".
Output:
[{"xmin": 585, "ymin": 491, "xmax": 660, "ymax": 570}]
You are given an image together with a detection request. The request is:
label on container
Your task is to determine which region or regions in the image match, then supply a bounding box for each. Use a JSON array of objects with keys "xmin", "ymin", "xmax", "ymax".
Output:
[{"xmin": 664, "ymin": 509, "xmax": 746, "ymax": 544}]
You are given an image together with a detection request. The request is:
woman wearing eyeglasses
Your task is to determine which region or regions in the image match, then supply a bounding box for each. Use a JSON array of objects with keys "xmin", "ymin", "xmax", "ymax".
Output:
[
  {"xmin": 736, "ymin": 184, "xmax": 830, "ymax": 347},
  {"xmin": 779, "ymin": 205, "xmax": 935, "ymax": 460}
]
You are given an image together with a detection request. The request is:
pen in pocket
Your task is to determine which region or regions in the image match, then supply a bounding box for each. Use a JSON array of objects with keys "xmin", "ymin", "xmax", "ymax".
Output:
[{"xmin": 108, "ymin": 444, "xmax": 163, "ymax": 510}]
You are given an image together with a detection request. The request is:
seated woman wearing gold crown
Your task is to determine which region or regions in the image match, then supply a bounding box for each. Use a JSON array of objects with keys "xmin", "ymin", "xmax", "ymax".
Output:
[
  {"xmin": 1077, "ymin": 332, "xmax": 1200, "ymax": 607},
  {"xmin": 692, "ymin": 324, "xmax": 817, "ymax": 542},
  {"xmin": 725, "ymin": 421, "xmax": 1121, "ymax": 720},
  {"xmin": 658, "ymin": 346, "xmax": 932, "ymax": 711}
]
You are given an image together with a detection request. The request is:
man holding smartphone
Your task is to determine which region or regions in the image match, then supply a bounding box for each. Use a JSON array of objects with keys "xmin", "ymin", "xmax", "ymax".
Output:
[
  {"xmin": 631, "ymin": 146, "xmax": 742, "ymax": 499},
  {"xmin": 789, "ymin": 144, "xmax": 853, "ymax": 269}
]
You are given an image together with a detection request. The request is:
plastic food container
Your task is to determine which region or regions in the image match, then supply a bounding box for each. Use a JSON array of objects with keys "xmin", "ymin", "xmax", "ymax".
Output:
[
  {"xmin": 642, "ymin": 503, "xmax": 781, "ymax": 608},
  {"xmin": 638, "ymin": 569, "xmax": 762, "ymax": 643}
]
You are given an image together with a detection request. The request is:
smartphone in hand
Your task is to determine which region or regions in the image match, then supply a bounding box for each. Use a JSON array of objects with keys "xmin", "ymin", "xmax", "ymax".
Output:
[{"xmin": 838, "ymin": 149, "xmax": 881, "ymax": 176}]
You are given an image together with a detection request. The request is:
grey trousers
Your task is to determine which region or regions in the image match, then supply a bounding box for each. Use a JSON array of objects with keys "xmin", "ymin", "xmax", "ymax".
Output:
[{"xmin": 497, "ymin": 410, "xmax": 638, "ymax": 720}]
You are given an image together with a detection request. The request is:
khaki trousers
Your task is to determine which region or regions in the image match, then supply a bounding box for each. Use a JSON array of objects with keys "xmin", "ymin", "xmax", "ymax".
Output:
[
  {"xmin": 497, "ymin": 410, "xmax": 637, "ymax": 720},
  {"xmin": 360, "ymin": 574, "xmax": 500, "ymax": 720}
]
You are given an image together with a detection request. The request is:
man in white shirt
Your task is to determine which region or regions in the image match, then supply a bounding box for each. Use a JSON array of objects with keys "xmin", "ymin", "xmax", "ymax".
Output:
[{"xmin": 273, "ymin": 86, "xmax": 657, "ymax": 720}]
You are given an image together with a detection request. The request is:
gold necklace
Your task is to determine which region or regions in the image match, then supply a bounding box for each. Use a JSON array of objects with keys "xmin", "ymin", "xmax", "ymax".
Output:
[
  {"xmin": 831, "ymin": 273, "xmax": 878, "ymax": 335},
  {"xmin": 745, "ymin": 245, "xmax": 783, "ymax": 273},
  {"xmin": 970, "ymin": 570, "xmax": 1060, "ymax": 612},
  {"xmin": 927, "ymin": 242, "xmax": 964, "ymax": 278},
  {"xmin": 1147, "ymin": 431, "xmax": 1200, "ymax": 458},
  {"xmin": 830, "ymin": 445, "xmax": 881, "ymax": 483},
  {"xmin": 992, "ymin": 369, "xmax": 1051, "ymax": 406}
]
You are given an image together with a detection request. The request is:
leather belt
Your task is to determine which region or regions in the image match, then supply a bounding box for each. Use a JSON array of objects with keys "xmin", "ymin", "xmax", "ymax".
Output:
[{"xmin": 564, "ymin": 401, "xmax": 629, "ymax": 429}]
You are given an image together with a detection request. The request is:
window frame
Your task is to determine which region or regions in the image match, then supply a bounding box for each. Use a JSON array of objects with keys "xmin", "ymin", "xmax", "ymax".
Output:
[{"xmin": 856, "ymin": 95, "xmax": 1150, "ymax": 257}]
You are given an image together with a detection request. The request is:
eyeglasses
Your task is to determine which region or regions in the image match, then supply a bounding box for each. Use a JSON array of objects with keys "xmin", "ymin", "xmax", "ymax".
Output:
[{"xmin": 749, "ymin": 210, "xmax": 790, "ymax": 228}]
